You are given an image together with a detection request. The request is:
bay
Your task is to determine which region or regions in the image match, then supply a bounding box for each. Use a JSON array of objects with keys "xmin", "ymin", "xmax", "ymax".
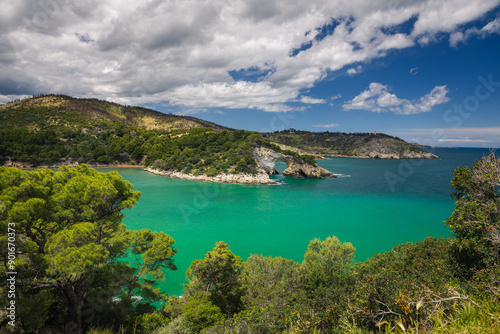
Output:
[{"xmin": 100, "ymin": 147, "xmax": 491, "ymax": 296}]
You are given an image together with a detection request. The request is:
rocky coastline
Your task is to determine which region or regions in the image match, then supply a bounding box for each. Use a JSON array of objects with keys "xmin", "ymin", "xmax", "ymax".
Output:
[
  {"xmin": 325, "ymin": 151, "xmax": 439, "ymax": 159},
  {"xmin": 4, "ymin": 160, "xmax": 280, "ymax": 185},
  {"xmin": 144, "ymin": 167, "xmax": 278, "ymax": 185},
  {"xmin": 251, "ymin": 147, "xmax": 336, "ymax": 178}
]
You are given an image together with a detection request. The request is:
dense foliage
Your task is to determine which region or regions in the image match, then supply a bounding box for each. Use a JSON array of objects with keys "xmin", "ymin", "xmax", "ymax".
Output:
[
  {"xmin": 445, "ymin": 153, "xmax": 500, "ymax": 293},
  {"xmin": 155, "ymin": 153, "xmax": 500, "ymax": 334},
  {"xmin": 1, "ymin": 149, "xmax": 499, "ymax": 332},
  {"xmin": 0, "ymin": 96, "xmax": 319, "ymax": 176},
  {"xmin": 264, "ymin": 129, "xmax": 426, "ymax": 157},
  {"xmin": 0, "ymin": 166, "xmax": 177, "ymax": 333},
  {"xmin": 147, "ymin": 130, "xmax": 270, "ymax": 175}
]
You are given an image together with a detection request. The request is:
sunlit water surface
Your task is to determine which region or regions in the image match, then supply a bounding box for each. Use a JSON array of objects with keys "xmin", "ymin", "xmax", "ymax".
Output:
[{"xmin": 99, "ymin": 147, "xmax": 490, "ymax": 295}]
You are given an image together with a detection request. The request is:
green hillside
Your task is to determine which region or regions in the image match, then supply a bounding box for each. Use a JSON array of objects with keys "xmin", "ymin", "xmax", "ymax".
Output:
[
  {"xmin": 0, "ymin": 94, "xmax": 226, "ymax": 133},
  {"xmin": 0, "ymin": 95, "xmax": 313, "ymax": 176},
  {"xmin": 0, "ymin": 95, "xmax": 435, "ymax": 176},
  {"xmin": 265, "ymin": 129, "xmax": 436, "ymax": 158}
]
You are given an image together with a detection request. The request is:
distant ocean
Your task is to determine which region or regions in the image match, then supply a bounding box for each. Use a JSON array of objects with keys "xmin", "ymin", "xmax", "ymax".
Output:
[{"xmin": 103, "ymin": 147, "xmax": 492, "ymax": 296}]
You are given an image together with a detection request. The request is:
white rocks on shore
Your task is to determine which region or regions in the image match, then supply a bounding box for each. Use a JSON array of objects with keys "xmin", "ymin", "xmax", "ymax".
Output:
[{"xmin": 144, "ymin": 167, "xmax": 277, "ymax": 185}]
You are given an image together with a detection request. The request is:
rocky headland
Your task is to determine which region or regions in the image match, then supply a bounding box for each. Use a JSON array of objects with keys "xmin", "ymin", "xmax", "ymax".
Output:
[
  {"xmin": 338, "ymin": 150, "xmax": 438, "ymax": 159},
  {"xmin": 251, "ymin": 147, "xmax": 335, "ymax": 178},
  {"xmin": 264, "ymin": 131, "xmax": 440, "ymax": 159},
  {"xmin": 144, "ymin": 147, "xmax": 336, "ymax": 185}
]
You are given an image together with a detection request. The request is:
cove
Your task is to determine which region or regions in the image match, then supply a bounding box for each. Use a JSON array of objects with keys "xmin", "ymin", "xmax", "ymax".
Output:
[{"xmin": 100, "ymin": 147, "xmax": 490, "ymax": 296}]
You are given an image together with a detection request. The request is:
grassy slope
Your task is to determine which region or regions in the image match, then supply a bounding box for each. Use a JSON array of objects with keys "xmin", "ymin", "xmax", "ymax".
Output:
[{"xmin": 0, "ymin": 95, "xmax": 227, "ymax": 133}]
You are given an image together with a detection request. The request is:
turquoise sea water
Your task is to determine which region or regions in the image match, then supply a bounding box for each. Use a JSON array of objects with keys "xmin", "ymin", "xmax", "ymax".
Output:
[{"xmin": 102, "ymin": 147, "xmax": 491, "ymax": 296}]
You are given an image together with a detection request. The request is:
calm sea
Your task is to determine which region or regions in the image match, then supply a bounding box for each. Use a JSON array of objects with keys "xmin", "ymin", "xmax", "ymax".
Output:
[{"xmin": 101, "ymin": 147, "xmax": 491, "ymax": 296}]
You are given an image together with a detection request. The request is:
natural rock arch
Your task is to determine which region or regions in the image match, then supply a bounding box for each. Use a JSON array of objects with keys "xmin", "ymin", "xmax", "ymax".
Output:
[{"xmin": 251, "ymin": 147, "xmax": 335, "ymax": 178}]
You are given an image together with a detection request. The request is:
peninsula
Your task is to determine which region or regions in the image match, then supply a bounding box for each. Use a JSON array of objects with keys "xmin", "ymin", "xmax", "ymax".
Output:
[{"xmin": 0, "ymin": 95, "xmax": 435, "ymax": 184}]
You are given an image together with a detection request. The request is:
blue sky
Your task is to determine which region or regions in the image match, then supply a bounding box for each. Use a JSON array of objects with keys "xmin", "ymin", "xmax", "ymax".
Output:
[
  {"xmin": 188, "ymin": 29, "xmax": 500, "ymax": 147},
  {"xmin": 1, "ymin": 0, "xmax": 499, "ymax": 147}
]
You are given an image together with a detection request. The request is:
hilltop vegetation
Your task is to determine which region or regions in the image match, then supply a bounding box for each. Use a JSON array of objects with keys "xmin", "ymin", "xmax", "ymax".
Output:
[
  {"xmin": 0, "ymin": 95, "xmax": 434, "ymax": 182},
  {"xmin": 0, "ymin": 95, "xmax": 317, "ymax": 176},
  {"xmin": 264, "ymin": 129, "xmax": 434, "ymax": 158},
  {"xmin": 0, "ymin": 95, "xmax": 435, "ymax": 180},
  {"xmin": 1, "ymin": 154, "xmax": 499, "ymax": 333},
  {"xmin": 0, "ymin": 95, "xmax": 226, "ymax": 132}
]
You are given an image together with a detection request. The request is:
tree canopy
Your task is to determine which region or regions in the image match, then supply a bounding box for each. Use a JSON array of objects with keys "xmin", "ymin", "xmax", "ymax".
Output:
[
  {"xmin": 0, "ymin": 165, "xmax": 177, "ymax": 333},
  {"xmin": 2, "ymin": 154, "xmax": 500, "ymax": 333},
  {"xmin": 445, "ymin": 153, "xmax": 499, "ymax": 273}
]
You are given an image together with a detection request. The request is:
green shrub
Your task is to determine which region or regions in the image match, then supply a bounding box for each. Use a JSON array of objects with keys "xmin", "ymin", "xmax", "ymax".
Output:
[
  {"xmin": 153, "ymin": 317, "xmax": 194, "ymax": 334},
  {"xmin": 182, "ymin": 294, "xmax": 226, "ymax": 333}
]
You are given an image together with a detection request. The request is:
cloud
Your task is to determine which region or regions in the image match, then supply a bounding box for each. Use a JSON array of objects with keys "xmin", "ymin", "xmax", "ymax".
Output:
[
  {"xmin": 343, "ymin": 83, "xmax": 450, "ymax": 114},
  {"xmin": 175, "ymin": 108, "xmax": 209, "ymax": 116},
  {"xmin": 0, "ymin": 94, "xmax": 31, "ymax": 104},
  {"xmin": 312, "ymin": 123, "xmax": 340, "ymax": 128},
  {"xmin": 347, "ymin": 65, "xmax": 362, "ymax": 76},
  {"xmin": 438, "ymin": 138, "xmax": 490, "ymax": 143},
  {"xmin": 301, "ymin": 96, "xmax": 327, "ymax": 104},
  {"xmin": 166, "ymin": 81, "xmax": 299, "ymax": 112},
  {"xmin": 388, "ymin": 127, "xmax": 500, "ymax": 147},
  {"xmin": 0, "ymin": 0, "xmax": 498, "ymax": 112},
  {"xmin": 411, "ymin": 0, "xmax": 499, "ymax": 36},
  {"xmin": 410, "ymin": 67, "xmax": 419, "ymax": 75},
  {"xmin": 450, "ymin": 17, "xmax": 500, "ymax": 46}
]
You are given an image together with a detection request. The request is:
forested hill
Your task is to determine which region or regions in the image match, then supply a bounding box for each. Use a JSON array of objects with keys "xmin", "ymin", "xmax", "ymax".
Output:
[
  {"xmin": 264, "ymin": 129, "xmax": 438, "ymax": 159},
  {"xmin": 0, "ymin": 95, "xmax": 435, "ymax": 176},
  {"xmin": 0, "ymin": 94, "xmax": 227, "ymax": 133},
  {"xmin": 0, "ymin": 95, "xmax": 319, "ymax": 179}
]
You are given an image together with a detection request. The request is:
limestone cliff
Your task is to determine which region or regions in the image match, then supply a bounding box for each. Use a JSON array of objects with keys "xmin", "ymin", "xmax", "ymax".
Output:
[{"xmin": 252, "ymin": 147, "xmax": 335, "ymax": 179}]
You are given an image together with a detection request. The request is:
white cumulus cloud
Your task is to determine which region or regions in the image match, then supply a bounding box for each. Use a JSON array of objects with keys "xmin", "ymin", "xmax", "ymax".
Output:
[
  {"xmin": 449, "ymin": 17, "xmax": 500, "ymax": 46},
  {"xmin": 0, "ymin": 0, "xmax": 498, "ymax": 111},
  {"xmin": 0, "ymin": 94, "xmax": 31, "ymax": 104},
  {"xmin": 343, "ymin": 83, "xmax": 450, "ymax": 115},
  {"xmin": 347, "ymin": 65, "xmax": 362, "ymax": 76},
  {"xmin": 301, "ymin": 96, "xmax": 327, "ymax": 104}
]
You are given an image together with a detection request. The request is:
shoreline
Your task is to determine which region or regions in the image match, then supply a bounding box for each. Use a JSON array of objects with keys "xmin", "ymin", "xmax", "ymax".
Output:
[
  {"xmin": 144, "ymin": 167, "xmax": 278, "ymax": 185},
  {"xmin": 4, "ymin": 150, "xmax": 437, "ymax": 185},
  {"xmin": 319, "ymin": 152, "xmax": 439, "ymax": 159},
  {"xmin": 4, "ymin": 161, "xmax": 279, "ymax": 185}
]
